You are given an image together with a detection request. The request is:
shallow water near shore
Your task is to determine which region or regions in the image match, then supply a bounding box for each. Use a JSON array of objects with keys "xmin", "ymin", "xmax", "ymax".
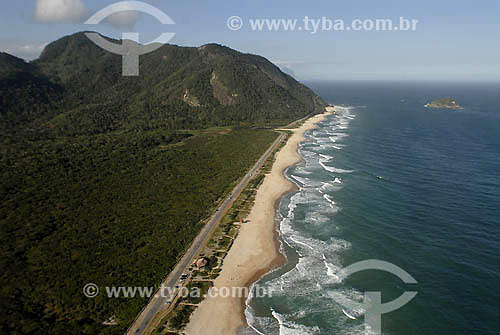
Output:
[{"xmin": 245, "ymin": 82, "xmax": 500, "ymax": 334}]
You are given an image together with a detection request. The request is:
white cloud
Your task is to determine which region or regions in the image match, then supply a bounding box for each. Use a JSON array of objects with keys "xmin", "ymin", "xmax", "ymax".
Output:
[
  {"xmin": 2, "ymin": 43, "xmax": 48, "ymax": 60},
  {"xmin": 33, "ymin": 0, "xmax": 87, "ymax": 23}
]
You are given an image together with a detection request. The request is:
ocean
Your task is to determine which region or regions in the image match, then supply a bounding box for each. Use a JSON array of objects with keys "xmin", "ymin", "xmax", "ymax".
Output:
[{"xmin": 245, "ymin": 81, "xmax": 500, "ymax": 334}]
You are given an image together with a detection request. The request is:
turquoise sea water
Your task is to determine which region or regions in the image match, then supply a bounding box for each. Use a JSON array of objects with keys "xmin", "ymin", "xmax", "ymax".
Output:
[{"xmin": 245, "ymin": 82, "xmax": 500, "ymax": 334}]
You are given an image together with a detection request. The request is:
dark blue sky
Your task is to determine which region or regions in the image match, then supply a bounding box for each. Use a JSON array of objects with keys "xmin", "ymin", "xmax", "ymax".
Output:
[{"xmin": 1, "ymin": 0, "xmax": 499, "ymax": 81}]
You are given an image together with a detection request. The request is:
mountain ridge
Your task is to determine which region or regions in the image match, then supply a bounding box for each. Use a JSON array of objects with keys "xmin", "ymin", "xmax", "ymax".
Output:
[{"xmin": 1, "ymin": 32, "xmax": 327, "ymax": 138}]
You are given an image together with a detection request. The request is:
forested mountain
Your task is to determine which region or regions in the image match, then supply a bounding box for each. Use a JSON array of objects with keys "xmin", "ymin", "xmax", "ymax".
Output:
[
  {"xmin": 1, "ymin": 31, "xmax": 326, "ymax": 138},
  {"xmin": 0, "ymin": 52, "xmax": 63, "ymax": 134},
  {"xmin": 0, "ymin": 32, "xmax": 326, "ymax": 335}
]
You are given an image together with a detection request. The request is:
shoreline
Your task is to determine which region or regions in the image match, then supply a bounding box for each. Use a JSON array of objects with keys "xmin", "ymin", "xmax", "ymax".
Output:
[{"xmin": 185, "ymin": 109, "xmax": 333, "ymax": 335}]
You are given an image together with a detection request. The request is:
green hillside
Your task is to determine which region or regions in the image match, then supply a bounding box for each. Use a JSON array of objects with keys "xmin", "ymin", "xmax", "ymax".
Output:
[
  {"xmin": 2, "ymin": 32, "xmax": 326, "ymax": 139},
  {"xmin": 0, "ymin": 32, "xmax": 326, "ymax": 335}
]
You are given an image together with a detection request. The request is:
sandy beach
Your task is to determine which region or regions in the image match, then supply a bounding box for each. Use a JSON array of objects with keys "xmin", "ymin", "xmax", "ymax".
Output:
[{"xmin": 185, "ymin": 109, "xmax": 333, "ymax": 335}]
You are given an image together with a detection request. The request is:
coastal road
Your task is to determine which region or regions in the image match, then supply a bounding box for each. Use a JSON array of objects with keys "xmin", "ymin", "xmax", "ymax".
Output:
[{"xmin": 126, "ymin": 131, "xmax": 286, "ymax": 335}]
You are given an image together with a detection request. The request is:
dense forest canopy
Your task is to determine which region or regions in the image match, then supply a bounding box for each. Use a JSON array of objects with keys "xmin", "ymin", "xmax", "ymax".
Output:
[
  {"xmin": 0, "ymin": 32, "xmax": 326, "ymax": 334},
  {"xmin": 1, "ymin": 32, "xmax": 326, "ymax": 139}
]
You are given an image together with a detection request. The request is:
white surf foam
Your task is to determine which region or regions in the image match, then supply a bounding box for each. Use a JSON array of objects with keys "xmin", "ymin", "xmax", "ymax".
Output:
[
  {"xmin": 290, "ymin": 174, "xmax": 309, "ymax": 186},
  {"xmin": 330, "ymin": 133, "xmax": 349, "ymax": 139},
  {"xmin": 319, "ymin": 153, "xmax": 333, "ymax": 161},
  {"xmin": 245, "ymin": 305, "xmax": 268, "ymax": 335},
  {"xmin": 271, "ymin": 309, "xmax": 320, "ymax": 335},
  {"xmin": 319, "ymin": 160, "xmax": 353, "ymax": 174},
  {"xmin": 323, "ymin": 193, "xmax": 336, "ymax": 206},
  {"xmin": 246, "ymin": 105, "xmax": 366, "ymax": 335},
  {"xmin": 322, "ymin": 253, "xmax": 342, "ymax": 283},
  {"xmin": 289, "ymin": 235, "xmax": 314, "ymax": 250}
]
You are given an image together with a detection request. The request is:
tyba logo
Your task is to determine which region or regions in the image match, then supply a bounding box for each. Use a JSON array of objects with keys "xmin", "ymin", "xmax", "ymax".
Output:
[
  {"xmin": 84, "ymin": 1, "xmax": 175, "ymax": 76},
  {"xmin": 333, "ymin": 259, "xmax": 417, "ymax": 334}
]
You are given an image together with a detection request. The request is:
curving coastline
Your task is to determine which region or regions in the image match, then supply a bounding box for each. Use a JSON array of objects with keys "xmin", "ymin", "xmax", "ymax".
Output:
[{"xmin": 185, "ymin": 108, "xmax": 333, "ymax": 335}]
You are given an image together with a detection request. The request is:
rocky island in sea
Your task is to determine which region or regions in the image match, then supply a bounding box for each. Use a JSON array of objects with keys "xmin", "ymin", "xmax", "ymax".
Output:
[{"xmin": 425, "ymin": 98, "xmax": 463, "ymax": 109}]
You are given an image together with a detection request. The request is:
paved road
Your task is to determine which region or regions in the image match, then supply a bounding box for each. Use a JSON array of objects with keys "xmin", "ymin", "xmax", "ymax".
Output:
[{"xmin": 126, "ymin": 131, "xmax": 286, "ymax": 335}]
